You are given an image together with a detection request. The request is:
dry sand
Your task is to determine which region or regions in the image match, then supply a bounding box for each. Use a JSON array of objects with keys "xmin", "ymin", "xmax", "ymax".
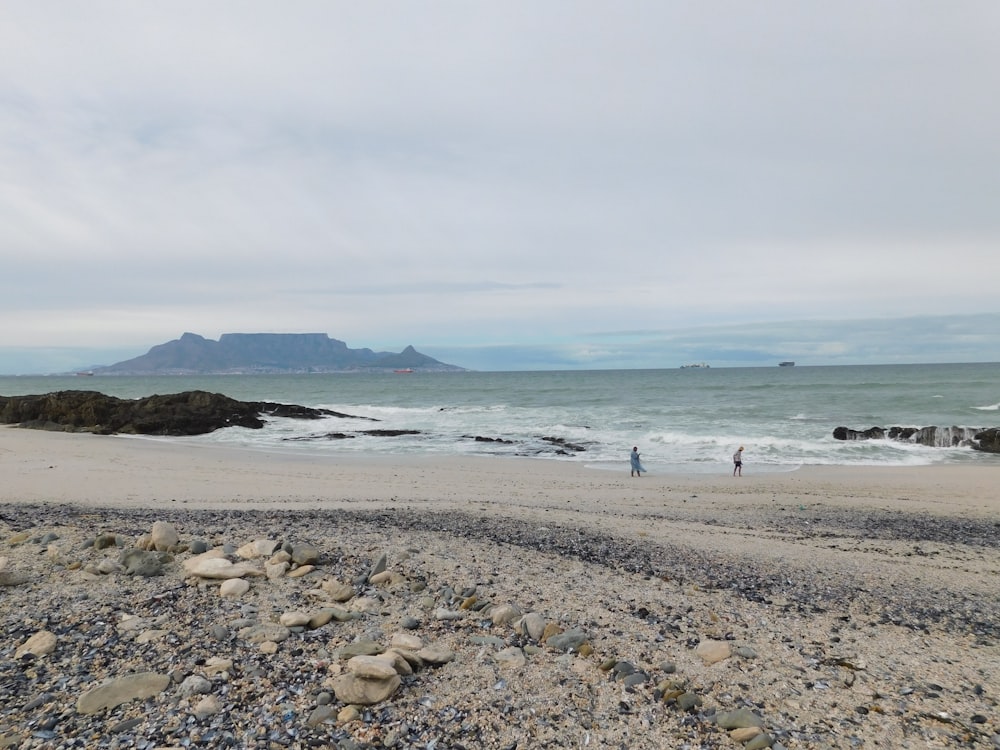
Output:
[{"xmin": 1, "ymin": 426, "xmax": 998, "ymax": 749}]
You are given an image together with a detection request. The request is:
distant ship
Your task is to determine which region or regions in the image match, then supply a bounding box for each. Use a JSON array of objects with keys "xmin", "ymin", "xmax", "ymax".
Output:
[
  {"xmin": 778, "ymin": 361, "xmax": 795, "ymax": 367},
  {"xmin": 393, "ymin": 368, "xmax": 414, "ymax": 374},
  {"xmin": 680, "ymin": 363, "xmax": 710, "ymax": 369},
  {"xmin": 75, "ymin": 371, "xmax": 95, "ymax": 376}
]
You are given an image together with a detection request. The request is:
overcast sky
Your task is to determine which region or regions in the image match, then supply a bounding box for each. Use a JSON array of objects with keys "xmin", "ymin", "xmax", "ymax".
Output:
[{"xmin": 2, "ymin": 2, "xmax": 999, "ymax": 374}]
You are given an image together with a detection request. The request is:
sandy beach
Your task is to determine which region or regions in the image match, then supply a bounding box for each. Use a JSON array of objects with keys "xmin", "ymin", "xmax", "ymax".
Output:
[{"xmin": 2, "ymin": 426, "xmax": 998, "ymax": 749}]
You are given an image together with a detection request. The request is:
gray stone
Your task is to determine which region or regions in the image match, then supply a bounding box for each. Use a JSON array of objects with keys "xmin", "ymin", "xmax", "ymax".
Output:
[
  {"xmin": 307, "ymin": 704, "xmax": 337, "ymax": 727},
  {"xmin": 119, "ymin": 549, "xmax": 166, "ymax": 577},
  {"xmin": 340, "ymin": 640, "xmax": 383, "ymax": 659},
  {"xmin": 677, "ymin": 692, "xmax": 702, "ymax": 711},
  {"xmin": 546, "ymin": 628, "xmax": 588, "ymax": 652},
  {"xmin": 519, "ymin": 612, "xmax": 546, "ymax": 641},
  {"xmin": 178, "ymin": 675, "xmax": 212, "ymax": 697},
  {"xmin": 290, "ymin": 542, "xmax": 320, "ymax": 566},
  {"xmin": 93, "ymin": 533, "xmax": 118, "ymax": 551}
]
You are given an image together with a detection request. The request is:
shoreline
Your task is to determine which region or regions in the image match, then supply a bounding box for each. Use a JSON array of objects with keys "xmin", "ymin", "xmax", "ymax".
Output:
[
  {"xmin": 2, "ymin": 426, "xmax": 998, "ymax": 748},
  {"xmin": 3, "ymin": 425, "xmax": 999, "ymax": 515}
]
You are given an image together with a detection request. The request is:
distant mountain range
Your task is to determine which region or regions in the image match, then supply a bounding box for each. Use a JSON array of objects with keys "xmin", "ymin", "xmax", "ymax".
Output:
[{"xmin": 90, "ymin": 333, "xmax": 465, "ymax": 374}]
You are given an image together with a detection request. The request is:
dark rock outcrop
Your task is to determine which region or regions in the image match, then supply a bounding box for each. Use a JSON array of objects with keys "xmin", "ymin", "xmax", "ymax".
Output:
[
  {"xmin": 833, "ymin": 425, "xmax": 999, "ymax": 453},
  {"xmin": 0, "ymin": 391, "xmax": 354, "ymax": 436},
  {"xmin": 92, "ymin": 332, "xmax": 464, "ymax": 374},
  {"xmin": 832, "ymin": 426, "xmax": 886, "ymax": 441},
  {"xmin": 973, "ymin": 428, "xmax": 1000, "ymax": 454}
]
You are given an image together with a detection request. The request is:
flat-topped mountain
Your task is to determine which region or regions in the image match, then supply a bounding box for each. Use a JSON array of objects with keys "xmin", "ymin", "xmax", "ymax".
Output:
[{"xmin": 93, "ymin": 333, "xmax": 464, "ymax": 375}]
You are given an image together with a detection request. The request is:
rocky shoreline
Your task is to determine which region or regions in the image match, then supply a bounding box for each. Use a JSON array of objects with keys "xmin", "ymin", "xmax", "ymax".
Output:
[{"xmin": 2, "ymin": 502, "xmax": 998, "ymax": 749}]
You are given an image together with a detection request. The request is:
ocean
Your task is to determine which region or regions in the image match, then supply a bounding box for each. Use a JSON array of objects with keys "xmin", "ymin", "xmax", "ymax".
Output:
[{"xmin": 2, "ymin": 363, "xmax": 999, "ymax": 471}]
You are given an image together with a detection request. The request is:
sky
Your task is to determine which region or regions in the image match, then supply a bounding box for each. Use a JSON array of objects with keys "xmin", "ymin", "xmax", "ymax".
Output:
[{"xmin": 2, "ymin": 2, "xmax": 1000, "ymax": 374}]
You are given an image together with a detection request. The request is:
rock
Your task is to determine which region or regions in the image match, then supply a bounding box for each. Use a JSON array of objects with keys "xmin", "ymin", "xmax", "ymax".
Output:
[
  {"xmin": 238, "ymin": 623, "xmax": 290, "ymax": 644},
  {"xmin": 183, "ymin": 554, "xmax": 263, "ymax": 579},
  {"xmin": 833, "ymin": 425, "xmax": 886, "ymax": 441},
  {"xmin": 307, "ymin": 705, "xmax": 337, "ymax": 727},
  {"xmin": 731, "ymin": 727, "xmax": 764, "ymax": 742},
  {"xmin": 340, "ymin": 641, "xmax": 383, "ymax": 659},
  {"xmin": 178, "ymin": 675, "xmax": 212, "ymax": 697},
  {"xmin": 974, "ymin": 428, "xmax": 1000, "ymax": 453},
  {"xmin": 0, "ymin": 390, "xmax": 337, "ymax": 436},
  {"xmin": 93, "ymin": 533, "xmax": 118, "ymax": 550},
  {"xmin": 676, "ymin": 692, "xmax": 702, "ymax": 711},
  {"xmin": 518, "ymin": 612, "xmax": 547, "ymax": 641},
  {"xmin": 119, "ymin": 548, "xmax": 166, "ymax": 577},
  {"xmin": 204, "ymin": 657, "xmax": 233, "ymax": 676},
  {"xmin": 150, "ymin": 521, "xmax": 179, "ymax": 551},
  {"xmin": 135, "ymin": 630, "xmax": 168, "ymax": 644},
  {"xmin": 715, "ymin": 708, "xmax": 765, "ymax": 729},
  {"xmin": 491, "ymin": 603, "xmax": 522, "ymax": 626},
  {"xmin": 219, "ymin": 578, "xmax": 251, "ymax": 598},
  {"xmin": 279, "ymin": 611, "xmax": 312, "ymax": 628},
  {"xmin": 15, "ymin": 631, "xmax": 57, "ymax": 659},
  {"xmin": 97, "ymin": 558, "xmax": 123, "ymax": 575},
  {"xmin": 337, "ymin": 705, "xmax": 361, "ymax": 724},
  {"xmin": 0, "ymin": 570, "xmax": 29, "ymax": 587},
  {"xmin": 265, "ymin": 561, "xmax": 290, "ymax": 579},
  {"xmin": 330, "ymin": 672, "xmax": 401, "ymax": 705},
  {"xmin": 416, "ymin": 645, "xmax": 454, "ymax": 666},
  {"xmin": 347, "ymin": 655, "xmax": 398, "ymax": 680},
  {"xmin": 833, "ymin": 424, "xmax": 999, "ymax": 451},
  {"xmin": 290, "ymin": 542, "xmax": 320, "ymax": 565},
  {"xmin": 76, "ymin": 672, "xmax": 171, "ymax": 714},
  {"xmin": 390, "ymin": 632, "xmax": 423, "ymax": 651},
  {"xmin": 495, "ymin": 647, "xmax": 527, "ymax": 669},
  {"xmin": 287, "ymin": 564, "xmax": 315, "ymax": 578},
  {"xmin": 695, "ymin": 639, "xmax": 732, "ymax": 665},
  {"xmin": 321, "ymin": 579, "xmax": 355, "ymax": 602},
  {"xmin": 237, "ymin": 539, "xmax": 281, "ymax": 559},
  {"xmin": 193, "ymin": 695, "xmax": 221, "ymax": 719},
  {"xmin": 546, "ymin": 628, "xmax": 588, "ymax": 652}
]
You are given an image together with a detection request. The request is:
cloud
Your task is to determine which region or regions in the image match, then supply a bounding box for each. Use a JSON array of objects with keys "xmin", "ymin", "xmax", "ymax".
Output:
[{"xmin": 1, "ymin": 3, "xmax": 998, "ymax": 370}]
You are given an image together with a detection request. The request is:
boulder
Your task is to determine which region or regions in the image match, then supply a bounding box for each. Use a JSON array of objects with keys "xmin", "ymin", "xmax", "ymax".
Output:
[
  {"xmin": 0, "ymin": 390, "xmax": 342, "ymax": 436},
  {"xmin": 832, "ymin": 426, "xmax": 885, "ymax": 441},
  {"xmin": 834, "ymin": 424, "xmax": 997, "ymax": 451},
  {"xmin": 973, "ymin": 428, "xmax": 1000, "ymax": 454}
]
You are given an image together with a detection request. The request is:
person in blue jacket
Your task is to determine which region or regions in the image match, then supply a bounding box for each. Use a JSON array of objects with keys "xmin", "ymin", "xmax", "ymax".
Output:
[{"xmin": 630, "ymin": 446, "xmax": 646, "ymax": 477}]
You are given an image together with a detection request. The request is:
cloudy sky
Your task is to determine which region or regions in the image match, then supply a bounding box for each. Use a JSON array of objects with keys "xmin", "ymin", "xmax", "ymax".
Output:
[{"xmin": 2, "ymin": 2, "xmax": 999, "ymax": 374}]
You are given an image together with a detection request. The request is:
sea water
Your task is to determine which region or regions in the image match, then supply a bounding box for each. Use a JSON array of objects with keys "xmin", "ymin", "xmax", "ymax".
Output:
[{"xmin": 2, "ymin": 363, "xmax": 999, "ymax": 471}]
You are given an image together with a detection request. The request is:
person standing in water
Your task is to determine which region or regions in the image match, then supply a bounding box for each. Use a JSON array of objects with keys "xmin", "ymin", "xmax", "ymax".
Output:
[
  {"xmin": 630, "ymin": 446, "xmax": 646, "ymax": 477},
  {"xmin": 733, "ymin": 446, "xmax": 744, "ymax": 476}
]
